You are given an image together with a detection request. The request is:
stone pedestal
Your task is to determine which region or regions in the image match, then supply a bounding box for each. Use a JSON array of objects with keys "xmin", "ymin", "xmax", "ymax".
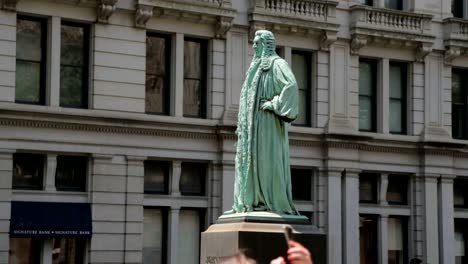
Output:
[{"xmin": 200, "ymin": 217, "xmax": 327, "ymax": 264}]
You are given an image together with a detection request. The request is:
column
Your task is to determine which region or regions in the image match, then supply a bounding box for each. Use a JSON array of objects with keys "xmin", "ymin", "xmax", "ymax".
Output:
[
  {"xmin": 49, "ymin": 16, "xmax": 61, "ymax": 107},
  {"xmin": 0, "ymin": 150, "xmax": 13, "ymax": 263},
  {"xmin": 210, "ymin": 162, "xmax": 223, "ymax": 222},
  {"xmin": 439, "ymin": 175, "xmax": 455, "ymax": 264},
  {"xmin": 173, "ymin": 33, "xmax": 184, "ymax": 117},
  {"xmin": 42, "ymin": 239, "xmax": 53, "ymax": 263},
  {"xmin": 423, "ymin": 175, "xmax": 439, "ymax": 264},
  {"xmin": 89, "ymin": 154, "xmax": 127, "ymax": 263},
  {"xmin": 168, "ymin": 207, "xmax": 180, "ymax": 264},
  {"xmin": 326, "ymin": 168, "xmax": 342, "ymax": 264},
  {"xmin": 0, "ymin": 9, "xmax": 15, "ymax": 103},
  {"xmin": 221, "ymin": 163, "xmax": 235, "ymax": 213},
  {"xmin": 283, "ymin": 46, "xmax": 292, "ymax": 65},
  {"xmin": 342, "ymin": 169, "xmax": 360, "ymax": 264},
  {"xmin": 125, "ymin": 156, "xmax": 145, "ymax": 264},
  {"xmin": 380, "ymin": 58, "xmax": 389, "ymax": 134},
  {"xmin": 44, "ymin": 154, "xmax": 57, "ymax": 191},
  {"xmin": 379, "ymin": 215, "xmax": 389, "ymax": 264},
  {"xmin": 171, "ymin": 161, "xmax": 181, "ymax": 196},
  {"xmin": 379, "ymin": 173, "xmax": 388, "ymax": 206}
]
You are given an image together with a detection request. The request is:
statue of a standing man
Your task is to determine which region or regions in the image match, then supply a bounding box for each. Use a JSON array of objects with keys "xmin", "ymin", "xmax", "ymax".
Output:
[{"xmin": 227, "ymin": 30, "xmax": 300, "ymax": 215}]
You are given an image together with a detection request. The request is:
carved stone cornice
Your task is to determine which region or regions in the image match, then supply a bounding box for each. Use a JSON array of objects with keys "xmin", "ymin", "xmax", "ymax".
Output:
[
  {"xmin": 443, "ymin": 18, "xmax": 468, "ymax": 65},
  {"xmin": 138, "ymin": 0, "xmax": 236, "ymax": 33},
  {"xmin": 415, "ymin": 42, "xmax": 433, "ymax": 62},
  {"xmin": 249, "ymin": 0, "xmax": 339, "ymax": 42},
  {"xmin": 97, "ymin": 0, "xmax": 118, "ymax": 24},
  {"xmin": 135, "ymin": 4, "xmax": 153, "ymax": 28},
  {"xmin": 350, "ymin": 5, "xmax": 434, "ymax": 54},
  {"xmin": 1, "ymin": 0, "xmax": 19, "ymax": 11}
]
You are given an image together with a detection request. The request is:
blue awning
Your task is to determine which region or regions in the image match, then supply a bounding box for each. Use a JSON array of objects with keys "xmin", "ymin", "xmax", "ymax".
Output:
[{"xmin": 10, "ymin": 201, "xmax": 92, "ymax": 238}]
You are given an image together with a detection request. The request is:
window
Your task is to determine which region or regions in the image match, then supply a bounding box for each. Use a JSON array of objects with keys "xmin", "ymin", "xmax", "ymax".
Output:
[
  {"xmin": 9, "ymin": 238, "xmax": 42, "ymax": 263},
  {"xmin": 275, "ymin": 47, "xmax": 284, "ymax": 58},
  {"xmin": 453, "ymin": 0, "xmax": 464, "ymax": 18},
  {"xmin": 389, "ymin": 62, "xmax": 407, "ymax": 134},
  {"xmin": 52, "ymin": 238, "xmax": 86, "ymax": 264},
  {"xmin": 143, "ymin": 208, "xmax": 167, "ymax": 264},
  {"xmin": 291, "ymin": 168, "xmax": 313, "ymax": 201},
  {"xmin": 60, "ymin": 22, "xmax": 89, "ymax": 108},
  {"xmin": 55, "ymin": 155, "xmax": 87, "ymax": 192},
  {"xmin": 359, "ymin": 59, "xmax": 377, "ymax": 132},
  {"xmin": 146, "ymin": 33, "xmax": 171, "ymax": 115},
  {"xmin": 455, "ymin": 219, "xmax": 468, "ymax": 264},
  {"xmin": 16, "ymin": 16, "xmax": 47, "ymax": 105},
  {"xmin": 454, "ymin": 178, "xmax": 468, "ymax": 208},
  {"xmin": 144, "ymin": 161, "xmax": 170, "ymax": 194},
  {"xmin": 12, "ymin": 153, "xmax": 45, "ymax": 190},
  {"xmin": 385, "ymin": 0, "xmax": 403, "ymax": 10},
  {"xmin": 178, "ymin": 209, "xmax": 204, "ymax": 264},
  {"xmin": 387, "ymin": 175, "xmax": 408, "ymax": 205},
  {"xmin": 452, "ymin": 69, "xmax": 467, "ymax": 139},
  {"xmin": 388, "ymin": 217, "xmax": 408, "ymax": 264},
  {"xmin": 180, "ymin": 162, "xmax": 206, "ymax": 196},
  {"xmin": 360, "ymin": 0, "xmax": 373, "ymax": 5},
  {"xmin": 291, "ymin": 50, "xmax": 312, "ymax": 126},
  {"xmin": 183, "ymin": 38, "xmax": 207, "ymax": 118},
  {"xmin": 359, "ymin": 215, "xmax": 378, "ymax": 264},
  {"xmin": 359, "ymin": 173, "xmax": 378, "ymax": 203}
]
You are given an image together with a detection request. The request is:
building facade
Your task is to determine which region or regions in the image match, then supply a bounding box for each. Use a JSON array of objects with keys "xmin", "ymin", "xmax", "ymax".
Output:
[{"xmin": 0, "ymin": 0, "xmax": 468, "ymax": 263}]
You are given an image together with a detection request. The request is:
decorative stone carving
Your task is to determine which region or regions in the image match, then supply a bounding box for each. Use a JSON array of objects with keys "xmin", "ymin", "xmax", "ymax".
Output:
[
  {"xmin": 415, "ymin": 43, "xmax": 433, "ymax": 62},
  {"xmin": 444, "ymin": 46, "xmax": 463, "ymax": 65},
  {"xmin": 97, "ymin": 0, "xmax": 118, "ymax": 24},
  {"xmin": 134, "ymin": 4, "xmax": 153, "ymax": 28},
  {"xmin": 215, "ymin": 16, "xmax": 232, "ymax": 39},
  {"xmin": 1, "ymin": 0, "xmax": 19, "ymax": 11},
  {"xmin": 350, "ymin": 35, "xmax": 367, "ymax": 55},
  {"xmin": 319, "ymin": 30, "xmax": 337, "ymax": 51}
]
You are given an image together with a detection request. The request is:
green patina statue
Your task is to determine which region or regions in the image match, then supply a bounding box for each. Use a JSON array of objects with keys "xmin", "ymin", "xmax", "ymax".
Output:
[{"xmin": 227, "ymin": 30, "xmax": 300, "ymax": 216}]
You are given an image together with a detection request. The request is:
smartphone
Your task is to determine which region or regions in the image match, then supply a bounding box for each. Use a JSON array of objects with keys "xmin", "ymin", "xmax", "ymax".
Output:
[{"xmin": 283, "ymin": 225, "xmax": 293, "ymax": 248}]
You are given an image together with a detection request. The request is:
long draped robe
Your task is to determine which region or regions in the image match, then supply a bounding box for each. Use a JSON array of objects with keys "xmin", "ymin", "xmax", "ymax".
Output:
[{"xmin": 232, "ymin": 54, "xmax": 299, "ymax": 215}]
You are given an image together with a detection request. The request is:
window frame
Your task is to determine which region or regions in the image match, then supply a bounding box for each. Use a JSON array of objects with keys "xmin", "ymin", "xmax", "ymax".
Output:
[
  {"xmin": 59, "ymin": 20, "xmax": 90, "ymax": 109},
  {"xmin": 179, "ymin": 162, "xmax": 207, "ymax": 197},
  {"xmin": 386, "ymin": 174, "xmax": 409, "ymax": 206},
  {"xmin": 389, "ymin": 61, "xmax": 408, "ymax": 135},
  {"xmin": 183, "ymin": 37, "xmax": 208, "ymax": 118},
  {"xmin": 55, "ymin": 155, "xmax": 88, "ymax": 192},
  {"xmin": 12, "ymin": 153, "xmax": 46, "ymax": 190},
  {"xmin": 142, "ymin": 207, "xmax": 168, "ymax": 264},
  {"xmin": 452, "ymin": 0, "xmax": 465, "ymax": 18},
  {"xmin": 290, "ymin": 167, "xmax": 314, "ymax": 201},
  {"xmin": 387, "ymin": 215, "xmax": 409, "ymax": 264},
  {"xmin": 178, "ymin": 207, "xmax": 206, "ymax": 263},
  {"xmin": 359, "ymin": 173, "xmax": 379, "ymax": 204},
  {"xmin": 291, "ymin": 49, "xmax": 312, "ymax": 127},
  {"xmin": 359, "ymin": 58, "xmax": 378, "ymax": 133},
  {"xmin": 15, "ymin": 15, "xmax": 48, "ymax": 105},
  {"xmin": 145, "ymin": 32, "xmax": 172, "ymax": 115},
  {"xmin": 144, "ymin": 160, "xmax": 171, "ymax": 195}
]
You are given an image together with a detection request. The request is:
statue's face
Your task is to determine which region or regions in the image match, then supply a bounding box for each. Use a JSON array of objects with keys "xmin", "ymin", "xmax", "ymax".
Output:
[{"xmin": 253, "ymin": 35, "xmax": 264, "ymax": 57}]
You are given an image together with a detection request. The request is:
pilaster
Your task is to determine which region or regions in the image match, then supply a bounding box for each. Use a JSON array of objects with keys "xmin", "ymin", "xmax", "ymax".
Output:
[
  {"xmin": 342, "ymin": 169, "xmax": 360, "ymax": 264},
  {"xmin": 168, "ymin": 207, "xmax": 180, "ymax": 264},
  {"xmin": 379, "ymin": 215, "xmax": 389, "ymax": 264},
  {"xmin": 44, "ymin": 154, "xmax": 57, "ymax": 191},
  {"xmin": 173, "ymin": 33, "xmax": 184, "ymax": 117},
  {"xmin": 325, "ymin": 167, "xmax": 342, "ymax": 264},
  {"xmin": 49, "ymin": 16, "xmax": 61, "ymax": 107},
  {"xmin": 171, "ymin": 161, "xmax": 181, "ymax": 196},
  {"xmin": 439, "ymin": 175, "xmax": 455, "ymax": 264},
  {"xmin": 422, "ymin": 174, "xmax": 439, "ymax": 264},
  {"xmin": 0, "ymin": 150, "xmax": 13, "ymax": 264}
]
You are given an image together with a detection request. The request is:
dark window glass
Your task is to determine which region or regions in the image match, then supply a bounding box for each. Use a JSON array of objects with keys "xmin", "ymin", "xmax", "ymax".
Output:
[
  {"xmin": 180, "ymin": 163, "xmax": 206, "ymax": 196},
  {"xmin": 453, "ymin": 0, "xmax": 464, "ymax": 18},
  {"xmin": 291, "ymin": 168, "xmax": 313, "ymax": 201},
  {"xmin": 359, "ymin": 214, "xmax": 378, "ymax": 264},
  {"xmin": 12, "ymin": 153, "xmax": 44, "ymax": 190},
  {"xmin": 385, "ymin": 0, "xmax": 403, "ymax": 10},
  {"xmin": 16, "ymin": 16, "xmax": 47, "ymax": 105},
  {"xmin": 143, "ymin": 207, "xmax": 168, "ymax": 264},
  {"xmin": 146, "ymin": 33, "xmax": 171, "ymax": 115},
  {"xmin": 452, "ymin": 69, "xmax": 467, "ymax": 139},
  {"xmin": 9, "ymin": 238, "xmax": 42, "ymax": 263},
  {"xmin": 359, "ymin": 59, "xmax": 377, "ymax": 132},
  {"xmin": 299, "ymin": 211, "xmax": 313, "ymax": 223},
  {"xmin": 359, "ymin": 173, "xmax": 378, "ymax": 203},
  {"xmin": 55, "ymin": 155, "xmax": 87, "ymax": 192},
  {"xmin": 183, "ymin": 38, "xmax": 207, "ymax": 118},
  {"xmin": 387, "ymin": 175, "xmax": 408, "ymax": 205},
  {"xmin": 388, "ymin": 216, "xmax": 409, "ymax": 264},
  {"xmin": 454, "ymin": 178, "xmax": 468, "ymax": 208},
  {"xmin": 52, "ymin": 238, "xmax": 86, "ymax": 264},
  {"xmin": 144, "ymin": 161, "xmax": 170, "ymax": 194},
  {"xmin": 276, "ymin": 47, "xmax": 283, "ymax": 58},
  {"xmin": 60, "ymin": 22, "xmax": 89, "ymax": 108},
  {"xmin": 291, "ymin": 50, "xmax": 312, "ymax": 126},
  {"xmin": 455, "ymin": 219, "xmax": 468, "ymax": 263},
  {"xmin": 389, "ymin": 62, "xmax": 407, "ymax": 134},
  {"xmin": 363, "ymin": 0, "xmax": 373, "ymax": 5}
]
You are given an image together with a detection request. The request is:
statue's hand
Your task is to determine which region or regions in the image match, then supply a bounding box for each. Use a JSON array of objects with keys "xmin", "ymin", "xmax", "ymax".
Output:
[{"xmin": 261, "ymin": 101, "xmax": 273, "ymax": 111}]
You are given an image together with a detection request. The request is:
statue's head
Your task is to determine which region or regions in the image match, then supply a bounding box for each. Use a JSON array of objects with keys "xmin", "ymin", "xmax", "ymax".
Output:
[{"xmin": 253, "ymin": 30, "xmax": 276, "ymax": 58}]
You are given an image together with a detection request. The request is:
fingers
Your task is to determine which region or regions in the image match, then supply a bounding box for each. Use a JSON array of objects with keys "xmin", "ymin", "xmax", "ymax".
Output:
[
  {"xmin": 287, "ymin": 241, "xmax": 313, "ymax": 264},
  {"xmin": 270, "ymin": 256, "xmax": 286, "ymax": 264}
]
